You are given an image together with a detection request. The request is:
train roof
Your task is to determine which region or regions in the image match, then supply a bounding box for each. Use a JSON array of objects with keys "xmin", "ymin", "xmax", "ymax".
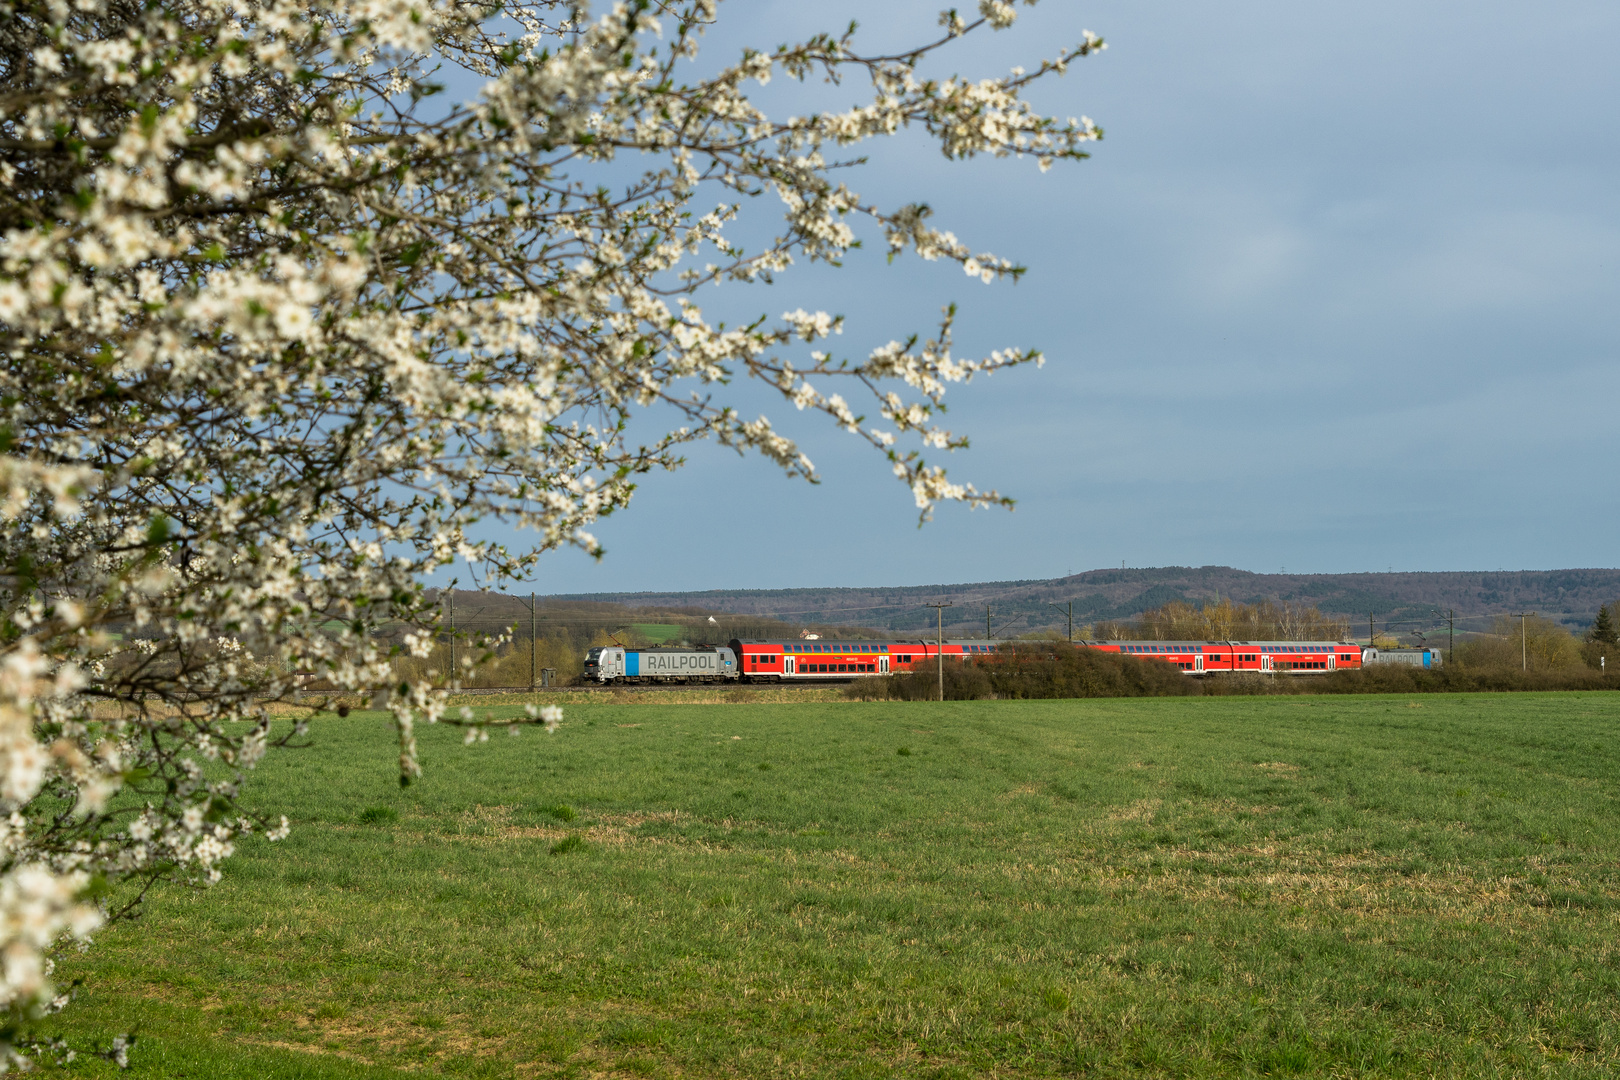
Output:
[
  {"xmin": 595, "ymin": 644, "xmax": 730, "ymax": 652},
  {"xmin": 730, "ymin": 638, "xmax": 1000, "ymax": 647},
  {"xmin": 1078, "ymin": 640, "xmax": 1357, "ymax": 647}
]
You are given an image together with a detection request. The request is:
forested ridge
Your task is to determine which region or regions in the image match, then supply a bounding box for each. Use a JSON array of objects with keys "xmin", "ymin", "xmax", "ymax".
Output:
[{"xmin": 553, "ymin": 566, "xmax": 1620, "ymax": 638}]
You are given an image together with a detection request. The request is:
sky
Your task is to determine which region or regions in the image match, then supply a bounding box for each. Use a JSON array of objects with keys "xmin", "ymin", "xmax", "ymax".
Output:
[{"xmin": 482, "ymin": 0, "xmax": 1620, "ymax": 596}]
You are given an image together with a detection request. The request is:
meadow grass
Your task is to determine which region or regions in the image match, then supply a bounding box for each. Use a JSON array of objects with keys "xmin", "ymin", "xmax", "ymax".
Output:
[{"xmin": 42, "ymin": 693, "xmax": 1620, "ymax": 1077}]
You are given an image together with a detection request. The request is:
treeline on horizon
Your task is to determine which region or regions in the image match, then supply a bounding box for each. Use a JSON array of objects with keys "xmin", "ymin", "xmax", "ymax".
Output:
[{"xmin": 1086, "ymin": 599, "xmax": 1351, "ymax": 643}]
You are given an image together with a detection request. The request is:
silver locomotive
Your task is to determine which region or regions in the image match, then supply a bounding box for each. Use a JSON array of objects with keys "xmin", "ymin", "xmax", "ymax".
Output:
[{"xmin": 584, "ymin": 645, "xmax": 738, "ymax": 684}]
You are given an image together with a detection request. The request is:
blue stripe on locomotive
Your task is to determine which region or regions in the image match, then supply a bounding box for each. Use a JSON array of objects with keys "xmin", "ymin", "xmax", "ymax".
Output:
[{"xmin": 626, "ymin": 651, "xmax": 640, "ymax": 676}]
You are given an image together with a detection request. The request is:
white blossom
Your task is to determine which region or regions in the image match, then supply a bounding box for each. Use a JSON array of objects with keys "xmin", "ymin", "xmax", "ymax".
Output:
[{"xmin": 0, "ymin": 0, "xmax": 1102, "ymax": 1056}]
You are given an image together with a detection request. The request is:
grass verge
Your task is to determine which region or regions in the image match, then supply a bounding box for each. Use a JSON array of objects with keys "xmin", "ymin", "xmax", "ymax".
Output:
[{"xmin": 43, "ymin": 693, "xmax": 1620, "ymax": 1078}]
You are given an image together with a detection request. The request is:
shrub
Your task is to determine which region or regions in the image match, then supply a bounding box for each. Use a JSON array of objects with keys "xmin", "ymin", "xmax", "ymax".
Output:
[
  {"xmin": 848, "ymin": 645, "xmax": 1201, "ymax": 701},
  {"xmin": 847, "ymin": 658, "xmax": 995, "ymax": 701}
]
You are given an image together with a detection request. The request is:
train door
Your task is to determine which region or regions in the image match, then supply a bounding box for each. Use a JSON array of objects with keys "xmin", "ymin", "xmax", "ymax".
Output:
[
  {"xmin": 1328, "ymin": 651, "xmax": 1337, "ymax": 671},
  {"xmin": 879, "ymin": 654, "xmax": 889, "ymax": 674},
  {"xmin": 1194, "ymin": 652, "xmax": 1204, "ymax": 673},
  {"xmin": 784, "ymin": 655, "xmax": 796, "ymax": 676},
  {"xmin": 1260, "ymin": 654, "xmax": 1273, "ymax": 673}
]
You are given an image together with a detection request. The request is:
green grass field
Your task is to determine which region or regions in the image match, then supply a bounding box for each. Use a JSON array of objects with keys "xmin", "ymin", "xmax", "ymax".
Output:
[{"xmin": 44, "ymin": 694, "xmax": 1620, "ymax": 1078}]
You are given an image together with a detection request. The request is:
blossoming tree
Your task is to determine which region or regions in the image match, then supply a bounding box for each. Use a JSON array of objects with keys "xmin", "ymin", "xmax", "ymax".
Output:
[{"xmin": 0, "ymin": 0, "xmax": 1101, "ymax": 1057}]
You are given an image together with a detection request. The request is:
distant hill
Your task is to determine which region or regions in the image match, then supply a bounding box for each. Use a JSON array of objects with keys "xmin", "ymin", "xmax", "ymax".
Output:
[{"xmin": 551, "ymin": 566, "xmax": 1620, "ymax": 640}]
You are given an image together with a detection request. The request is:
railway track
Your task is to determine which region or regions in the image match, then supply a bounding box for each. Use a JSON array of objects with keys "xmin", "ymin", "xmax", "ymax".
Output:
[{"xmin": 295, "ymin": 681, "xmax": 849, "ymax": 698}]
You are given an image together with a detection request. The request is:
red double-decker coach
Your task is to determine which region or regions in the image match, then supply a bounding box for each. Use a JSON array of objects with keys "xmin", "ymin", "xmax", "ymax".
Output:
[
  {"xmin": 728, "ymin": 638, "xmax": 1000, "ymax": 682},
  {"xmin": 728, "ymin": 637, "xmax": 1363, "ymax": 682},
  {"xmin": 1078, "ymin": 640, "xmax": 1364, "ymax": 674}
]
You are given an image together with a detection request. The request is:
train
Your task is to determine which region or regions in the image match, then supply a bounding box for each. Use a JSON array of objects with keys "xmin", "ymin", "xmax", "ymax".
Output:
[{"xmin": 584, "ymin": 638, "xmax": 1381, "ymax": 685}]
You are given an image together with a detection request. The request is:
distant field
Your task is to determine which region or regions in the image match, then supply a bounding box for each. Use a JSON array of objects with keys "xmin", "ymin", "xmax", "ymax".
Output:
[
  {"xmin": 630, "ymin": 623, "xmax": 684, "ymax": 643},
  {"xmin": 49, "ymin": 694, "xmax": 1620, "ymax": 1078}
]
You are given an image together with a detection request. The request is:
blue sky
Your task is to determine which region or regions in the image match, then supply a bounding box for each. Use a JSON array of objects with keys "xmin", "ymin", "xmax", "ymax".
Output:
[{"xmin": 486, "ymin": 0, "xmax": 1620, "ymax": 595}]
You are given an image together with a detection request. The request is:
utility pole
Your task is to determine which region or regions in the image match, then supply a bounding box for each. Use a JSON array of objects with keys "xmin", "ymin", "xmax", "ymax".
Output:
[
  {"xmin": 1442, "ymin": 608, "xmax": 1455, "ymax": 663},
  {"xmin": 924, "ymin": 602, "xmax": 954, "ymax": 702},
  {"xmin": 1512, "ymin": 611, "xmax": 1537, "ymax": 671},
  {"xmin": 1049, "ymin": 601, "xmax": 1074, "ymax": 643},
  {"xmin": 986, "ymin": 604, "xmax": 992, "ymax": 640},
  {"xmin": 530, "ymin": 592, "xmax": 537, "ymax": 692},
  {"xmin": 1368, "ymin": 612, "xmax": 1374, "ymax": 649},
  {"xmin": 447, "ymin": 589, "xmax": 455, "ymax": 676}
]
